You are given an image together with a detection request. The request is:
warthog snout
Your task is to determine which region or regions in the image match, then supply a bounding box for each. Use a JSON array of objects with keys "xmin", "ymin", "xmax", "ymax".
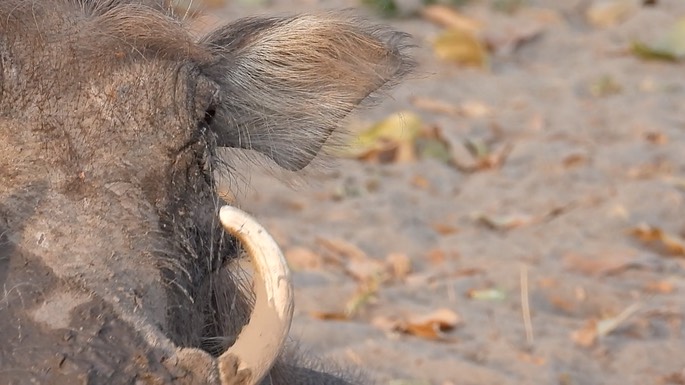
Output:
[{"xmin": 0, "ymin": 1, "xmax": 412, "ymax": 384}]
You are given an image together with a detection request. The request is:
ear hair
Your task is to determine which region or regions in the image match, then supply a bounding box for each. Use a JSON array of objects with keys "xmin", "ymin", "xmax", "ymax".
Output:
[{"xmin": 199, "ymin": 12, "xmax": 414, "ymax": 171}]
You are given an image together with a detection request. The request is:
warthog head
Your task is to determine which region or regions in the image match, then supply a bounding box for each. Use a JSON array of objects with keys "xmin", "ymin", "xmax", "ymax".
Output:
[{"xmin": 0, "ymin": 1, "xmax": 412, "ymax": 384}]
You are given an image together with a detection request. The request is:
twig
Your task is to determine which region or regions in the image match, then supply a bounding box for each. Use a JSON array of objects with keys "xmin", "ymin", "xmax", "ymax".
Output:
[{"xmin": 520, "ymin": 264, "xmax": 534, "ymax": 346}]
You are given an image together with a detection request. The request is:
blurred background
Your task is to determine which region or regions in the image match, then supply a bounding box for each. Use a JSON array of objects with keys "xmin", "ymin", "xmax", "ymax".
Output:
[{"xmin": 184, "ymin": 1, "xmax": 684, "ymax": 384}]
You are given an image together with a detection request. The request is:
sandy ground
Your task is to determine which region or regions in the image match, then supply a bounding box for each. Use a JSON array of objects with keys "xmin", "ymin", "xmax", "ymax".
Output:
[{"xmin": 210, "ymin": 1, "xmax": 685, "ymax": 384}]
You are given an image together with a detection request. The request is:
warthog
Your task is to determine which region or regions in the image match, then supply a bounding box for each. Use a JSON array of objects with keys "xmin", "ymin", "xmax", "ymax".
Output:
[{"xmin": 0, "ymin": 0, "xmax": 412, "ymax": 384}]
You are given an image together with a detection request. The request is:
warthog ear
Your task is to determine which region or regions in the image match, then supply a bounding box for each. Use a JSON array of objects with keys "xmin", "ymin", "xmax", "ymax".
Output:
[{"xmin": 199, "ymin": 13, "xmax": 413, "ymax": 171}]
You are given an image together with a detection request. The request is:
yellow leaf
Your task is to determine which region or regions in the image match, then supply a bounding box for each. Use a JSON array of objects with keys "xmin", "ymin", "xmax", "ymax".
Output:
[
  {"xmin": 632, "ymin": 16, "xmax": 685, "ymax": 61},
  {"xmin": 433, "ymin": 28, "xmax": 488, "ymax": 68},
  {"xmin": 346, "ymin": 112, "xmax": 422, "ymax": 163}
]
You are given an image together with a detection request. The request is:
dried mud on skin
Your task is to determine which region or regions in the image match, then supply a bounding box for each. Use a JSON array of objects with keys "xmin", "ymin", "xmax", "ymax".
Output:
[{"xmin": 210, "ymin": 1, "xmax": 682, "ymax": 385}]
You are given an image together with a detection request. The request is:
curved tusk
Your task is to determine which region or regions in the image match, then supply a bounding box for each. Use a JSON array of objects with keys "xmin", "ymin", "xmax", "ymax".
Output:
[{"xmin": 217, "ymin": 205, "xmax": 294, "ymax": 385}]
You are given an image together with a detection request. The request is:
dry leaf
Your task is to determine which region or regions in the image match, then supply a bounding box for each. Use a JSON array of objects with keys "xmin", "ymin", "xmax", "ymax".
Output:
[
  {"xmin": 571, "ymin": 319, "xmax": 598, "ymax": 347},
  {"xmin": 585, "ymin": 0, "xmax": 638, "ymax": 28},
  {"xmin": 431, "ymin": 223, "xmax": 459, "ymax": 235},
  {"xmin": 285, "ymin": 247, "xmax": 322, "ymax": 270},
  {"xmin": 453, "ymin": 267, "xmax": 484, "ymax": 277},
  {"xmin": 484, "ymin": 23, "xmax": 545, "ymax": 56},
  {"xmin": 347, "ymin": 112, "xmax": 423, "ymax": 163},
  {"xmin": 410, "ymin": 175, "xmax": 431, "ymax": 190},
  {"xmin": 410, "ymin": 96, "xmax": 462, "ymax": 116},
  {"xmin": 632, "ymin": 16, "xmax": 685, "ymax": 61},
  {"xmin": 452, "ymin": 140, "xmax": 512, "ymax": 173},
  {"xmin": 644, "ymin": 131, "xmax": 668, "ymax": 145},
  {"xmin": 346, "ymin": 259, "xmax": 388, "ymax": 282},
  {"xmin": 571, "ymin": 302, "xmax": 642, "ymax": 347},
  {"xmin": 386, "ymin": 253, "xmax": 412, "ymax": 280},
  {"xmin": 317, "ymin": 237, "xmax": 392, "ymax": 283},
  {"xmin": 316, "ymin": 237, "xmax": 369, "ymax": 261},
  {"xmin": 410, "ymin": 97, "xmax": 491, "ymax": 118},
  {"xmin": 459, "ymin": 101, "xmax": 492, "ymax": 118},
  {"xmin": 517, "ymin": 352, "xmax": 546, "ymax": 366},
  {"xmin": 630, "ymin": 224, "xmax": 685, "ymax": 257},
  {"xmin": 433, "ymin": 28, "xmax": 488, "ymax": 68},
  {"xmin": 661, "ymin": 371, "xmax": 685, "ymax": 385},
  {"xmin": 562, "ymin": 252, "xmax": 638, "ymax": 276},
  {"xmin": 644, "ymin": 280, "xmax": 676, "ymax": 294},
  {"xmin": 310, "ymin": 311, "xmax": 349, "ymax": 321},
  {"xmin": 547, "ymin": 294, "xmax": 578, "ymax": 314},
  {"xmin": 426, "ymin": 248, "xmax": 446, "ymax": 265},
  {"xmin": 421, "ymin": 5, "xmax": 482, "ymax": 33},
  {"xmin": 467, "ymin": 288, "xmax": 506, "ymax": 301},
  {"xmin": 375, "ymin": 308, "xmax": 461, "ymax": 341},
  {"xmin": 475, "ymin": 212, "xmax": 534, "ymax": 230},
  {"xmin": 562, "ymin": 153, "xmax": 588, "ymax": 168}
]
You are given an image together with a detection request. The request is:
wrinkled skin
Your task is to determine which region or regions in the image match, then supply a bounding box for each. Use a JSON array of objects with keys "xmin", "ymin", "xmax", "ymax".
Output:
[{"xmin": 0, "ymin": 1, "xmax": 412, "ymax": 384}]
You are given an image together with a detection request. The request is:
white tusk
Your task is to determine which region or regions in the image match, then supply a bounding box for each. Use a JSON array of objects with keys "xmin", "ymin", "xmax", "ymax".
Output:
[{"xmin": 217, "ymin": 205, "xmax": 294, "ymax": 385}]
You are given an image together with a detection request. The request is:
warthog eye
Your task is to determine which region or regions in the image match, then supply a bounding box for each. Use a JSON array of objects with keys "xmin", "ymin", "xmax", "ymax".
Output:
[{"xmin": 203, "ymin": 106, "xmax": 217, "ymax": 128}]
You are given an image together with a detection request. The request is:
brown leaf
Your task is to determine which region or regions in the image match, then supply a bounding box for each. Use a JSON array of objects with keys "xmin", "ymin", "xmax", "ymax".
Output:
[
  {"xmin": 644, "ymin": 280, "xmax": 676, "ymax": 294},
  {"xmin": 644, "ymin": 131, "xmax": 668, "ymax": 145},
  {"xmin": 409, "ymin": 97, "xmax": 491, "ymax": 118},
  {"xmin": 562, "ymin": 251, "xmax": 638, "ymax": 276},
  {"xmin": 517, "ymin": 352, "xmax": 546, "ymax": 366},
  {"xmin": 562, "ymin": 153, "xmax": 588, "ymax": 168},
  {"xmin": 571, "ymin": 319, "xmax": 598, "ymax": 347},
  {"xmin": 547, "ymin": 294, "xmax": 578, "ymax": 314},
  {"xmin": 410, "ymin": 96, "xmax": 461, "ymax": 116},
  {"xmin": 316, "ymin": 237, "xmax": 369, "ymax": 261},
  {"xmin": 452, "ymin": 140, "xmax": 513, "ymax": 173},
  {"xmin": 375, "ymin": 308, "xmax": 462, "ymax": 341},
  {"xmin": 453, "ymin": 267, "xmax": 484, "ymax": 277},
  {"xmin": 571, "ymin": 303, "xmax": 643, "ymax": 347},
  {"xmin": 346, "ymin": 259, "xmax": 388, "ymax": 282},
  {"xmin": 426, "ymin": 248, "xmax": 446, "ymax": 265},
  {"xmin": 484, "ymin": 23, "xmax": 545, "ymax": 56},
  {"xmin": 431, "ymin": 223, "xmax": 459, "ymax": 235},
  {"xmin": 310, "ymin": 311, "xmax": 349, "ymax": 321},
  {"xmin": 459, "ymin": 101, "xmax": 492, "ymax": 118},
  {"xmin": 661, "ymin": 371, "xmax": 685, "ymax": 385},
  {"xmin": 386, "ymin": 253, "xmax": 412, "ymax": 280},
  {"xmin": 410, "ymin": 175, "xmax": 431, "ymax": 190},
  {"xmin": 630, "ymin": 224, "xmax": 685, "ymax": 257},
  {"xmin": 285, "ymin": 247, "xmax": 322, "ymax": 270}
]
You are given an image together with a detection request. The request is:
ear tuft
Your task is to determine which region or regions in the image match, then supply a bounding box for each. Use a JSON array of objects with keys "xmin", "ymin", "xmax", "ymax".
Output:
[{"xmin": 200, "ymin": 13, "xmax": 414, "ymax": 171}]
